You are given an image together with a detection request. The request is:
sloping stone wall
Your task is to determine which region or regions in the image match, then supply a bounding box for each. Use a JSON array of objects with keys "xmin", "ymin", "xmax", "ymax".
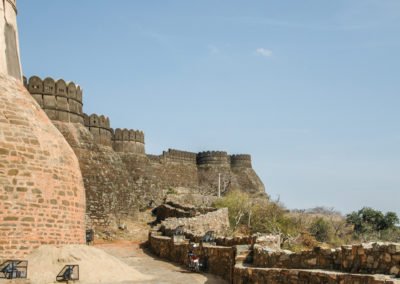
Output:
[
  {"xmin": 0, "ymin": 74, "xmax": 85, "ymax": 258},
  {"xmin": 51, "ymin": 121, "xmax": 141, "ymax": 229}
]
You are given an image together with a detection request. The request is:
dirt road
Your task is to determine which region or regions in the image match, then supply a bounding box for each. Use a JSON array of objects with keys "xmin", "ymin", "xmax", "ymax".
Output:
[{"xmin": 96, "ymin": 241, "xmax": 227, "ymax": 284}]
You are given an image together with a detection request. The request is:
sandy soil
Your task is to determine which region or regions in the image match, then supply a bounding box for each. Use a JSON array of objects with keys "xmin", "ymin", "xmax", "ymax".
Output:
[
  {"xmin": 97, "ymin": 241, "xmax": 227, "ymax": 284},
  {"xmin": 23, "ymin": 245, "xmax": 152, "ymax": 284}
]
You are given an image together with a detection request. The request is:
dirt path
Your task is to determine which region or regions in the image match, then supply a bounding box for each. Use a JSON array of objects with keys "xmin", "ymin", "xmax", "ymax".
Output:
[{"xmin": 96, "ymin": 241, "xmax": 227, "ymax": 284}]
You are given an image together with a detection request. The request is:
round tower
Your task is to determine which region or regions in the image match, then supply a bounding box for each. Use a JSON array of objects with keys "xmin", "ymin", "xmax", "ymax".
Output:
[{"xmin": 0, "ymin": 0, "xmax": 22, "ymax": 80}]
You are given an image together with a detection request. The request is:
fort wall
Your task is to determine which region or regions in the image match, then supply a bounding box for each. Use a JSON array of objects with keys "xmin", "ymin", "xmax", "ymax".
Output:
[
  {"xmin": 148, "ymin": 150, "xmax": 253, "ymax": 168},
  {"xmin": 230, "ymin": 154, "xmax": 252, "ymax": 168},
  {"xmin": 22, "ymin": 74, "xmax": 265, "ymax": 228},
  {"xmin": 197, "ymin": 151, "xmax": 230, "ymax": 166},
  {"xmin": 112, "ymin": 128, "xmax": 145, "ymax": 154},
  {"xmin": 162, "ymin": 149, "xmax": 197, "ymax": 164},
  {"xmin": 0, "ymin": 75, "xmax": 86, "ymax": 258},
  {"xmin": 25, "ymin": 76, "xmax": 84, "ymax": 124},
  {"xmin": 83, "ymin": 113, "xmax": 112, "ymax": 147}
]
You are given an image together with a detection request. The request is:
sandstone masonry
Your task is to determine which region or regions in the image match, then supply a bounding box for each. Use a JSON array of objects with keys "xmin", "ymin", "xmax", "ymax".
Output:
[{"xmin": 0, "ymin": 74, "xmax": 86, "ymax": 259}]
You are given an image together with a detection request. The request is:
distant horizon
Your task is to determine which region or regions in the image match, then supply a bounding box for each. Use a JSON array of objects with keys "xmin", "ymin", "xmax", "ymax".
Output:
[{"xmin": 18, "ymin": 1, "xmax": 400, "ymax": 216}]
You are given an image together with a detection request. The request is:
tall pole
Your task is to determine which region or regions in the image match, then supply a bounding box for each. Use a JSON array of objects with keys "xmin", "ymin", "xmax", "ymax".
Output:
[{"xmin": 218, "ymin": 173, "xmax": 221, "ymax": 198}]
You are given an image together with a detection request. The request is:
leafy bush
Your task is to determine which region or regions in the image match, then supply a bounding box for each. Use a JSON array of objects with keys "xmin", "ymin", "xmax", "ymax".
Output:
[{"xmin": 309, "ymin": 217, "xmax": 331, "ymax": 242}]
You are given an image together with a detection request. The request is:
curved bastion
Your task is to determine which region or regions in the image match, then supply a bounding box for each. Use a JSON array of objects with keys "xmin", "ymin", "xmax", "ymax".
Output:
[
  {"xmin": 112, "ymin": 128, "xmax": 145, "ymax": 154},
  {"xmin": 24, "ymin": 76, "xmax": 84, "ymax": 124},
  {"xmin": 0, "ymin": 74, "xmax": 86, "ymax": 258},
  {"xmin": 83, "ymin": 113, "xmax": 112, "ymax": 147}
]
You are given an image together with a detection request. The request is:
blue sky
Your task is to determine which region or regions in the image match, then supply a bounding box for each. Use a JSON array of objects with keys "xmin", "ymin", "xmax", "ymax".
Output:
[{"xmin": 18, "ymin": 1, "xmax": 400, "ymax": 215}]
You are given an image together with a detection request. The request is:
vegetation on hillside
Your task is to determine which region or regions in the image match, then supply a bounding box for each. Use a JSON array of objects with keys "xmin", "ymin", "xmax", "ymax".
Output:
[{"xmin": 214, "ymin": 190, "xmax": 400, "ymax": 250}]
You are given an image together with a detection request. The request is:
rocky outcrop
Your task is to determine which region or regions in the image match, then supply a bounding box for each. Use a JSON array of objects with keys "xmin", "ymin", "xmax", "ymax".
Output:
[{"xmin": 0, "ymin": 74, "xmax": 86, "ymax": 258}]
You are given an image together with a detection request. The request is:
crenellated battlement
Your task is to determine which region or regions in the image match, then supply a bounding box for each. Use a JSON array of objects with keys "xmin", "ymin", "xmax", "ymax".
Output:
[
  {"xmin": 112, "ymin": 128, "xmax": 145, "ymax": 154},
  {"xmin": 163, "ymin": 149, "xmax": 197, "ymax": 164},
  {"xmin": 196, "ymin": 151, "xmax": 230, "ymax": 166},
  {"xmin": 24, "ymin": 75, "xmax": 147, "ymax": 152},
  {"xmin": 24, "ymin": 75, "xmax": 84, "ymax": 124},
  {"xmin": 83, "ymin": 113, "xmax": 113, "ymax": 146},
  {"xmin": 147, "ymin": 149, "xmax": 253, "ymax": 168},
  {"xmin": 230, "ymin": 154, "xmax": 252, "ymax": 168}
]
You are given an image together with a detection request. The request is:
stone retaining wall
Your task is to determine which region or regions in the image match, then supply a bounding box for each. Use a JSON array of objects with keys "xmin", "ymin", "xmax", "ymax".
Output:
[
  {"xmin": 233, "ymin": 265, "xmax": 400, "ymax": 284},
  {"xmin": 148, "ymin": 231, "xmax": 235, "ymax": 282},
  {"xmin": 253, "ymin": 242, "xmax": 400, "ymax": 277},
  {"xmin": 160, "ymin": 208, "xmax": 230, "ymax": 236},
  {"xmin": 148, "ymin": 231, "xmax": 398, "ymax": 284},
  {"xmin": 153, "ymin": 201, "xmax": 217, "ymax": 223}
]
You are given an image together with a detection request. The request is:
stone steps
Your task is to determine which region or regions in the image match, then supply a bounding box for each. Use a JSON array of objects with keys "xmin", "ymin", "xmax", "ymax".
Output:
[{"xmin": 235, "ymin": 245, "xmax": 254, "ymax": 264}]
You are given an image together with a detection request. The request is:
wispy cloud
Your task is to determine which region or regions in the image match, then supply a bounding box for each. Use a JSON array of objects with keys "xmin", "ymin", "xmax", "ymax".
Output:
[
  {"xmin": 256, "ymin": 48, "xmax": 272, "ymax": 57},
  {"xmin": 208, "ymin": 44, "xmax": 220, "ymax": 55}
]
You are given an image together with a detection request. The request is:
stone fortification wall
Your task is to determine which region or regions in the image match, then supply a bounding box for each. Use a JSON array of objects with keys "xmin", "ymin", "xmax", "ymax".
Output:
[
  {"xmin": 197, "ymin": 151, "xmax": 230, "ymax": 166},
  {"xmin": 22, "ymin": 73, "xmax": 265, "ymax": 229},
  {"xmin": 0, "ymin": 74, "xmax": 85, "ymax": 258},
  {"xmin": 147, "ymin": 149, "xmax": 198, "ymax": 165},
  {"xmin": 230, "ymin": 154, "xmax": 252, "ymax": 168},
  {"xmin": 51, "ymin": 121, "xmax": 139, "ymax": 229},
  {"xmin": 162, "ymin": 149, "xmax": 197, "ymax": 164},
  {"xmin": 83, "ymin": 113, "xmax": 112, "ymax": 147},
  {"xmin": 119, "ymin": 152, "xmax": 200, "ymax": 196},
  {"xmin": 149, "ymin": 150, "xmax": 254, "ymax": 168},
  {"xmin": 24, "ymin": 76, "xmax": 84, "ymax": 124},
  {"xmin": 253, "ymin": 242, "xmax": 400, "ymax": 277},
  {"xmin": 112, "ymin": 128, "xmax": 145, "ymax": 154}
]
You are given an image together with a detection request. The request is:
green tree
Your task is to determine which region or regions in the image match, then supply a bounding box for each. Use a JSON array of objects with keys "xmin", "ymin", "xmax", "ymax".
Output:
[
  {"xmin": 346, "ymin": 207, "xmax": 399, "ymax": 241},
  {"xmin": 214, "ymin": 190, "xmax": 251, "ymax": 232},
  {"xmin": 310, "ymin": 217, "xmax": 331, "ymax": 242}
]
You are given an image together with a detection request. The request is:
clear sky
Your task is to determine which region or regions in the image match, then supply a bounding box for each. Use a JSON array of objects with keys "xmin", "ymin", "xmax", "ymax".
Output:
[{"xmin": 18, "ymin": 1, "xmax": 400, "ymax": 215}]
